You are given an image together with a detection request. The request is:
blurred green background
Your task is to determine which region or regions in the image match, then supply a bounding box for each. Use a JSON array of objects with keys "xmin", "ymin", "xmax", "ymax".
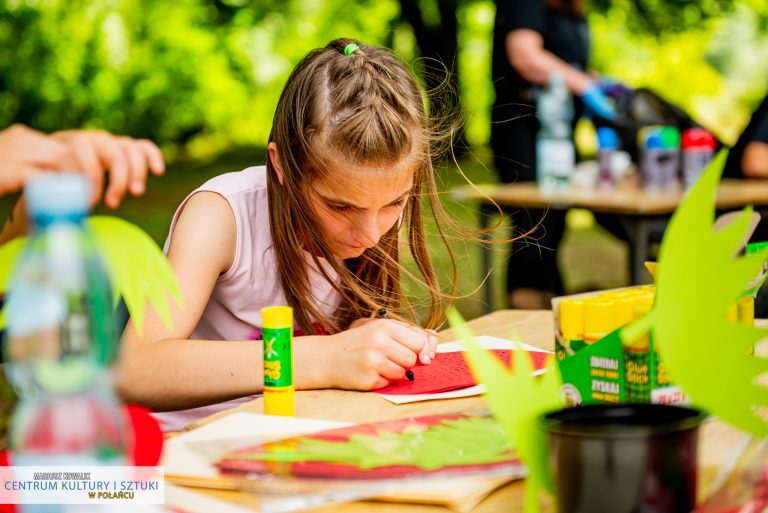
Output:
[
  {"xmin": 2, "ymin": 0, "xmax": 768, "ymax": 447},
  {"xmin": 2, "ymin": 0, "xmax": 768, "ymax": 317}
]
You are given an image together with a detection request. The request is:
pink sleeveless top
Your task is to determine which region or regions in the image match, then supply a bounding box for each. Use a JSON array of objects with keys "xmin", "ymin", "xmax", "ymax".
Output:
[{"xmin": 153, "ymin": 166, "xmax": 341, "ymax": 431}]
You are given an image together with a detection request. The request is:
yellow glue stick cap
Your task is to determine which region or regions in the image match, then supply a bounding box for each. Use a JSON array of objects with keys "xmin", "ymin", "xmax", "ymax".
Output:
[
  {"xmin": 584, "ymin": 298, "xmax": 616, "ymax": 339},
  {"xmin": 613, "ymin": 296, "xmax": 636, "ymax": 327},
  {"xmin": 633, "ymin": 294, "xmax": 654, "ymax": 319},
  {"xmin": 738, "ymin": 296, "xmax": 755, "ymax": 326},
  {"xmin": 263, "ymin": 306, "xmax": 293, "ymax": 329},
  {"xmin": 560, "ymin": 299, "xmax": 584, "ymax": 340}
]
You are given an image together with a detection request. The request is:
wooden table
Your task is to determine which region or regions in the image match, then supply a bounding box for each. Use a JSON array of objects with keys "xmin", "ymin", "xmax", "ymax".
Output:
[
  {"xmin": 179, "ymin": 310, "xmax": 747, "ymax": 513},
  {"xmin": 452, "ymin": 179, "xmax": 768, "ymax": 310}
]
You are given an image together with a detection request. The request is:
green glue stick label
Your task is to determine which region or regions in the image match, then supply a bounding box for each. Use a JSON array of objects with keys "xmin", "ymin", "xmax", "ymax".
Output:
[{"xmin": 263, "ymin": 326, "xmax": 293, "ymax": 388}]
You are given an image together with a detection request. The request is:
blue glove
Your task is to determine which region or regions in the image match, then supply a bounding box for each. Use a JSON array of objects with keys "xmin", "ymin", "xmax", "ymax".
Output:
[
  {"xmin": 597, "ymin": 76, "xmax": 632, "ymax": 98},
  {"xmin": 580, "ymin": 82, "xmax": 618, "ymax": 121}
]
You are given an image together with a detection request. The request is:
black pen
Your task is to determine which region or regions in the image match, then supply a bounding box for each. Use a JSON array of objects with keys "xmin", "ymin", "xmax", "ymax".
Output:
[{"xmin": 378, "ymin": 307, "xmax": 415, "ymax": 381}]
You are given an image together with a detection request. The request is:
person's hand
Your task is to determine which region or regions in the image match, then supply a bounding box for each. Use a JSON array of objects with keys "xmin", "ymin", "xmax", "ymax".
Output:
[
  {"xmin": 51, "ymin": 129, "xmax": 165, "ymax": 208},
  {"xmin": 596, "ymin": 75, "xmax": 632, "ymax": 98},
  {"xmin": 321, "ymin": 319, "xmax": 438, "ymax": 390},
  {"xmin": 580, "ymin": 82, "xmax": 618, "ymax": 121},
  {"xmin": 0, "ymin": 124, "xmax": 77, "ymax": 196}
]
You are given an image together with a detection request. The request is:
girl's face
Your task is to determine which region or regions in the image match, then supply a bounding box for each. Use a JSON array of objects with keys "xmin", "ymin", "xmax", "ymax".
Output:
[{"xmin": 308, "ymin": 159, "xmax": 416, "ymax": 260}]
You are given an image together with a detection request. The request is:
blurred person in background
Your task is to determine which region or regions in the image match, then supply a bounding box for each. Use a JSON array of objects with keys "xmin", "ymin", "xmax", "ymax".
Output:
[
  {"xmin": 723, "ymin": 91, "xmax": 768, "ymax": 317},
  {"xmin": 491, "ymin": 0, "xmax": 619, "ymax": 309},
  {"xmin": 0, "ymin": 123, "xmax": 165, "ymax": 243},
  {"xmin": 724, "ymin": 92, "xmax": 768, "ymax": 180}
]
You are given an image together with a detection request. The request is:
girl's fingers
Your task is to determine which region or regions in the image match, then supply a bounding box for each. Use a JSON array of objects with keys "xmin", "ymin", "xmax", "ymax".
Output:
[
  {"xmin": 405, "ymin": 325, "xmax": 433, "ymax": 364},
  {"xmin": 384, "ymin": 321, "xmax": 428, "ymax": 356},
  {"xmin": 379, "ymin": 337, "xmax": 419, "ymax": 370},
  {"xmin": 377, "ymin": 358, "xmax": 409, "ymax": 381},
  {"xmin": 426, "ymin": 329, "xmax": 438, "ymax": 359}
]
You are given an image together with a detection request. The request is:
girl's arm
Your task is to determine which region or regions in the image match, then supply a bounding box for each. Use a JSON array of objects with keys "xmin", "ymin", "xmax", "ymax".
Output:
[
  {"xmin": 116, "ymin": 190, "xmax": 258, "ymax": 410},
  {"xmin": 116, "ymin": 191, "xmax": 435, "ymax": 411},
  {"xmin": 506, "ymin": 29, "xmax": 592, "ymax": 95}
]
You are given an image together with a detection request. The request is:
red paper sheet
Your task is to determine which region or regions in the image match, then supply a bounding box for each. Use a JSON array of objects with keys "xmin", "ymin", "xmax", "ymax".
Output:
[{"xmin": 374, "ymin": 349, "xmax": 549, "ymax": 395}]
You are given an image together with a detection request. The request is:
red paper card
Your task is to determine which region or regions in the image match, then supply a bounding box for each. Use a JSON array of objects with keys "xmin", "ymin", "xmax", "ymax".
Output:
[
  {"xmin": 374, "ymin": 349, "xmax": 549, "ymax": 395},
  {"xmin": 217, "ymin": 413, "xmax": 522, "ymax": 479}
]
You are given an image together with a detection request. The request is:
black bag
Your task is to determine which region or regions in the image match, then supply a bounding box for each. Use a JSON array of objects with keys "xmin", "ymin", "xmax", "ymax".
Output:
[{"xmin": 596, "ymin": 87, "xmax": 723, "ymax": 161}]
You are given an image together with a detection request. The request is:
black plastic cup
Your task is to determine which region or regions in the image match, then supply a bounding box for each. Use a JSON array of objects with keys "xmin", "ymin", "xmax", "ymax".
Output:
[{"xmin": 542, "ymin": 403, "xmax": 706, "ymax": 513}]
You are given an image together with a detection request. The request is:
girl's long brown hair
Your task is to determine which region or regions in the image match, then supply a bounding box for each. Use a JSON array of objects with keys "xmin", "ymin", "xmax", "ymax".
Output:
[{"xmin": 266, "ymin": 38, "xmax": 459, "ymax": 334}]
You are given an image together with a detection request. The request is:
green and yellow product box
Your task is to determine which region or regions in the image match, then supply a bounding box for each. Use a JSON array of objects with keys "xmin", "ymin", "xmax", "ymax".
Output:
[{"xmin": 553, "ymin": 284, "xmax": 754, "ymax": 407}]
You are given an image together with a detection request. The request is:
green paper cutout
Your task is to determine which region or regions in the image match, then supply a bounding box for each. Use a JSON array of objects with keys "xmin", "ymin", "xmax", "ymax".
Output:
[
  {"xmin": 0, "ymin": 216, "xmax": 182, "ymax": 336},
  {"xmin": 88, "ymin": 216, "xmax": 183, "ymax": 335},
  {"xmin": 0, "ymin": 237, "xmax": 25, "ymax": 295},
  {"xmin": 447, "ymin": 308, "xmax": 562, "ymax": 513},
  {"xmin": 226, "ymin": 416, "xmax": 514, "ymax": 470},
  {"xmin": 623, "ymin": 150, "xmax": 768, "ymax": 435}
]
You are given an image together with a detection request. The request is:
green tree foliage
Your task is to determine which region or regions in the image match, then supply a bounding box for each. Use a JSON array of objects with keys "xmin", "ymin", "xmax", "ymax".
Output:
[
  {"xmin": 0, "ymin": 0, "xmax": 767, "ymax": 152},
  {"xmin": 590, "ymin": 0, "xmax": 738, "ymax": 35},
  {"xmin": 0, "ymin": 0, "xmax": 405, "ymax": 152}
]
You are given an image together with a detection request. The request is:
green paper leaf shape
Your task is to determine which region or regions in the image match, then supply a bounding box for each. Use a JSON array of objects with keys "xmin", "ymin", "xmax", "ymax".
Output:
[
  {"xmin": 0, "ymin": 216, "xmax": 182, "ymax": 336},
  {"xmin": 224, "ymin": 415, "xmax": 514, "ymax": 471},
  {"xmin": 447, "ymin": 308, "xmax": 562, "ymax": 513},
  {"xmin": 623, "ymin": 150, "xmax": 768, "ymax": 435}
]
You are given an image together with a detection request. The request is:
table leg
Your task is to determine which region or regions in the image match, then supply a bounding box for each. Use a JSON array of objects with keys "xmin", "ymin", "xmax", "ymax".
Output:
[{"xmin": 618, "ymin": 216, "xmax": 669, "ymax": 285}]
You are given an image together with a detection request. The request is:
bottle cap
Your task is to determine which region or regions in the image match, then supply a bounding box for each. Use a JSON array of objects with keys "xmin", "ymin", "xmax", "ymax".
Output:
[
  {"xmin": 638, "ymin": 125, "xmax": 663, "ymax": 147},
  {"xmin": 646, "ymin": 133, "xmax": 664, "ymax": 150},
  {"xmin": 660, "ymin": 126, "xmax": 681, "ymax": 149},
  {"xmin": 25, "ymin": 173, "xmax": 91, "ymax": 222},
  {"xmin": 596, "ymin": 127, "xmax": 618, "ymax": 150},
  {"xmin": 681, "ymin": 127, "xmax": 717, "ymax": 150}
]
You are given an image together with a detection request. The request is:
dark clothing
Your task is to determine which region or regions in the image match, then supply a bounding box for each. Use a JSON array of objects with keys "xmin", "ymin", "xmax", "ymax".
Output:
[
  {"xmin": 492, "ymin": 0, "xmax": 590, "ymax": 110},
  {"xmin": 723, "ymin": 94, "xmax": 768, "ymax": 179},
  {"xmin": 721, "ymin": 92, "xmax": 768, "ymax": 317},
  {"xmin": 722, "ymin": 92, "xmax": 768, "ymax": 243},
  {"xmin": 491, "ymin": 0, "xmax": 590, "ymax": 295}
]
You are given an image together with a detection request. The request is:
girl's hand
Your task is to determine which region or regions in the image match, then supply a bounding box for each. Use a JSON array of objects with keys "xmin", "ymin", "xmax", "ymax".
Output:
[{"xmin": 322, "ymin": 319, "xmax": 438, "ymax": 390}]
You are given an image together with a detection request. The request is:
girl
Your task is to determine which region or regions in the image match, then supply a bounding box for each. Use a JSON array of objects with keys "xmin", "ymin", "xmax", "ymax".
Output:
[{"xmin": 117, "ymin": 38, "xmax": 460, "ymax": 431}]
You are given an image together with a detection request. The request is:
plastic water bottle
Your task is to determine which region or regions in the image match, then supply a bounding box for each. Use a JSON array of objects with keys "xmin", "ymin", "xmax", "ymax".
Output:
[
  {"xmin": 536, "ymin": 74, "xmax": 575, "ymax": 193},
  {"xmin": 596, "ymin": 127, "xmax": 618, "ymax": 189},
  {"xmin": 659, "ymin": 126, "xmax": 681, "ymax": 190},
  {"xmin": 3, "ymin": 174, "xmax": 127, "ymax": 512}
]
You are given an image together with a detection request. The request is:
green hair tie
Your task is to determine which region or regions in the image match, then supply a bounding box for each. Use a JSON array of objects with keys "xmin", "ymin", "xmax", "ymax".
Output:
[{"xmin": 343, "ymin": 43, "xmax": 360, "ymax": 56}]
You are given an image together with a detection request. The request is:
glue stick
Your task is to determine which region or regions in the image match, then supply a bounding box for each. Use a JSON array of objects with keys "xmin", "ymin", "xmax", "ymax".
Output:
[
  {"xmin": 623, "ymin": 303, "xmax": 652, "ymax": 402},
  {"xmin": 612, "ymin": 295, "xmax": 636, "ymax": 328},
  {"xmin": 738, "ymin": 296, "xmax": 754, "ymax": 326},
  {"xmin": 583, "ymin": 298, "xmax": 615, "ymax": 345},
  {"xmin": 559, "ymin": 299, "xmax": 585, "ymax": 355},
  {"xmin": 262, "ymin": 306, "xmax": 295, "ymax": 416}
]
